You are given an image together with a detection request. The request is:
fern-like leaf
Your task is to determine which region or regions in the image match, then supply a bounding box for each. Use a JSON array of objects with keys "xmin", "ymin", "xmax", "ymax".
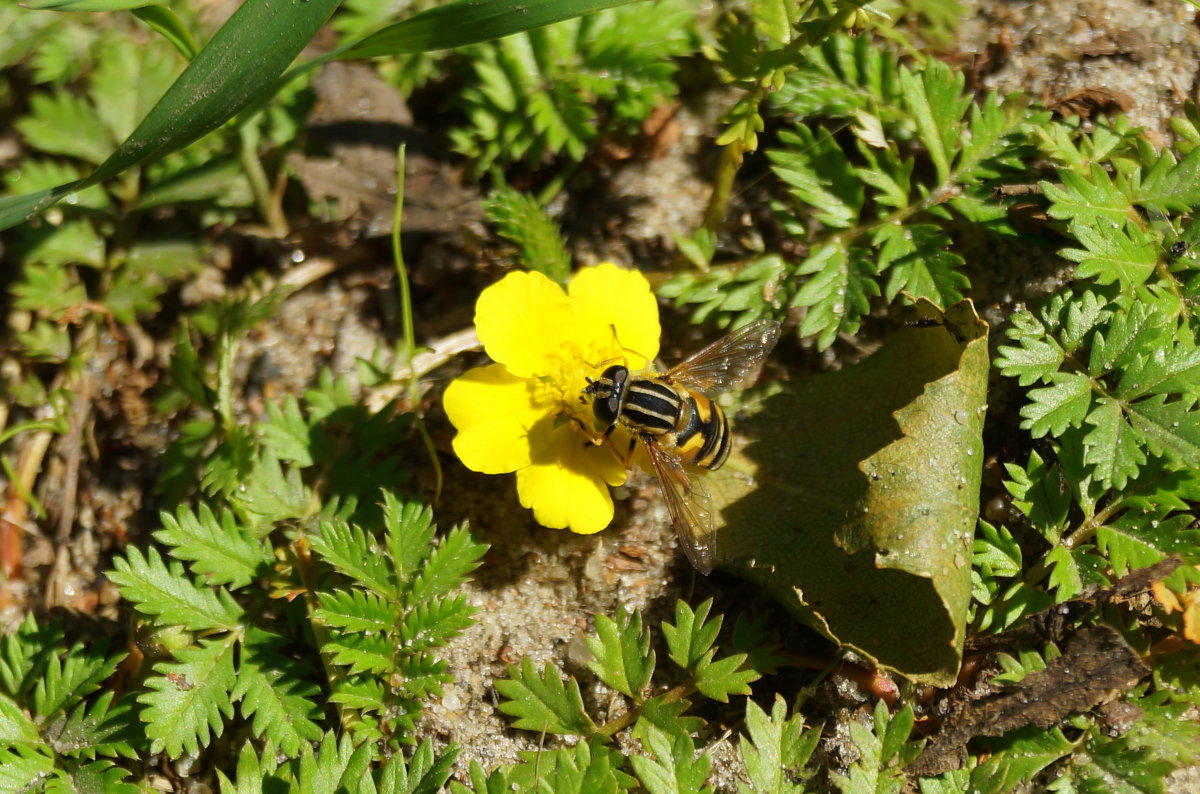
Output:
[
  {"xmin": 484, "ymin": 187, "xmax": 571, "ymax": 283},
  {"xmin": 314, "ymin": 589, "xmax": 394, "ymax": 634},
  {"xmin": 153, "ymin": 503, "xmax": 270, "ymax": 588},
  {"xmin": 399, "ymin": 594, "xmax": 477, "ymax": 653},
  {"xmin": 661, "ymin": 599, "xmax": 721, "ymax": 673},
  {"xmin": 232, "ymin": 629, "xmax": 323, "ymax": 757},
  {"xmin": 630, "ymin": 723, "xmax": 712, "ymax": 794},
  {"xmin": 310, "ymin": 519, "xmax": 393, "ymax": 597},
  {"xmin": 140, "ymin": 637, "xmax": 237, "ymax": 758},
  {"xmin": 383, "ymin": 493, "xmax": 438, "ymax": 583},
  {"xmin": 408, "ymin": 525, "xmax": 487, "ymax": 603},
  {"xmin": 495, "ymin": 658, "xmax": 596, "ymax": 736},
  {"xmin": 108, "ymin": 546, "xmax": 243, "ymax": 632},
  {"xmin": 585, "ymin": 607, "xmax": 654, "ymax": 701},
  {"xmin": 738, "ymin": 696, "xmax": 814, "ymax": 794}
]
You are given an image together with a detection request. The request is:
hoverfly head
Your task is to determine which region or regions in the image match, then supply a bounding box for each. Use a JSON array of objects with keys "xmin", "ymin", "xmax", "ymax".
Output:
[{"xmin": 587, "ymin": 364, "xmax": 629, "ymax": 427}]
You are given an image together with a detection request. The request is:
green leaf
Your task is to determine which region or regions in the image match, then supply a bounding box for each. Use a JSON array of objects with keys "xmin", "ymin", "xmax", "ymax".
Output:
[
  {"xmin": 153, "ymin": 504, "xmax": 270, "ymax": 589},
  {"xmin": 397, "ymin": 652, "xmax": 453, "ymax": 700},
  {"xmin": 693, "ymin": 651, "xmax": 758, "ymax": 703},
  {"xmin": 399, "ymin": 594, "xmax": 477, "ymax": 653},
  {"xmin": 506, "ymin": 740, "xmax": 632, "ymax": 794},
  {"xmin": 0, "ymin": 692, "xmax": 40, "ymax": 744},
  {"xmin": 383, "ymin": 493, "xmax": 437, "ymax": 583},
  {"xmin": 310, "ymin": 519, "xmax": 393, "ymax": 596},
  {"xmin": 1127, "ymin": 394, "xmax": 1200, "ymax": 468},
  {"xmin": 585, "ymin": 607, "xmax": 654, "ymax": 700},
  {"xmin": 258, "ymin": 396, "xmax": 316, "ymax": 466},
  {"xmin": 973, "ymin": 520, "xmax": 1023, "ymax": 580},
  {"xmin": 662, "ymin": 599, "xmax": 721, "ymax": 673},
  {"xmin": 32, "ymin": 639, "xmax": 123, "ymax": 719},
  {"xmin": 1134, "ymin": 145, "xmax": 1200, "ymax": 213},
  {"xmin": 49, "ymin": 691, "xmax": 140, "ymax": 760},
  {"xmin": 1082, "ymin": 396, "xmax": 1146, "ymax": 489},
  {"xmin": 378, "ymin": 738, "xmax": 458, "ymax": 794},
  {"xmin": 107, "ymin": 546, "xmax": 244, "ymax": 631},
  {"xmin": 50, "ymin": 759, "xmax": 141, "ymax": 793},
  {"xmin": 1044, "ymin": 544, "xmax": 1083, "ymax": 600},
  {"xmin": 968, "ymin": 726, "xmax": 1074, "ymax": 793},
  {"xmin": 344, "ymin": 0, "xmax": 646, "ymax": 58},
  {"xmin": 25, "ymin": 0, "xmax": 164, "ymax": 8},
  {"xmin": 769, "ymin": 126, "xmax": 863, "ymax": 229},
  {"xmin": 12, "ymin": 220, "xmax": 106, "ymax": 270},
  {"xmin": 325, "ymin": 633, "xmax": 395, "ymax": 676},
  {"xmin": 231, "ymin": 453, "xmax": 311, "ymax": 527},
  {"xmin": 328, "ymin": 678, "xmax": 385, "ymax": 712},
  {"xmin": 1096, "ymin": 514, "xmax": 1197, "ymax": 576},
  {"xmin": 876, "ymin": 223, "xmax": 967, "ymax": 307},
  {"xmin": 484, "ymin": 187, "xmax": 571, "ymax": 284},
  {"xmin": 0, "ymin": 0, "xmax": 343, "ymax": 232},
  {"xmin": 1061, "ymin": 219, "xmax": 1157, "ymax": 290},
  {"xmin": 495, "ymin": 658, "xmax": 597, "ymax": 736},
  {"xmin": 140, "ymin": 637, "xmax": 237, "ymax": 758},
  {"xmin": 232, "ymin": 630, "xmax": 323, "ymax": 757},
  {"xmin": 0, "ymin": 745, "xmax": 54, "ymax": 793},
  {"xmin": 1020, "ymin": 372, "xmax": 1093, "ymax": 437},
  {"xmin": 830, "ymin": 705, "xmax": 912, "ymax": 794},
  {"xmin": 791, "ymin": 242, "xmax": 879, "ymax": 350},
  {"xmin": 1042, "ymin": 165, "xmax": 1132, "ymax": 228},
  {"xmin": 12, "ymin": 262, "xmax": 88, "ymax": 315},
  {"xmin": 897, "ymin": 60, "xmax": 971, "ymax": 184},
  {"xmin": 135, "ymin": 158, "xmax": 253, "ymax": 209},
  {"xmin": 408, "ymin": 525, "xmax": 487, "ymax": 602},
  {"xmin": 133, "ymin": 5, "xmax": 200, "ymax": 60},
  {"xmin": 1067, "ymin": 691, "xmax": 1200, "ymax": 793},
  {"xmin": 1003, "ymin": 451, "xmax": 1071, "ymax": 539},
  {"xmin": 638, "ymin": 696, "xmax": 705, "ymax": 739},
  {"xmin": 15, "ymin": 91, "xmax": 111, "ymax": 164},
  {"xmin": 630, "ymin": 723, "xmax": 712, "ymax": 794},
  {"xmin": 738, "ymin": 696, "xmax": 812, "ymax": 794},
  {"xmin": 711, "ymin": 300, "xmax": 986, "ymax": 685},
  {"xmin": 314, "ymin": 590, "xmax": 394, "ymax": 634},
  {"xmin": 89, "ymin": 34, "xmax": 183, "ymax": 146}
]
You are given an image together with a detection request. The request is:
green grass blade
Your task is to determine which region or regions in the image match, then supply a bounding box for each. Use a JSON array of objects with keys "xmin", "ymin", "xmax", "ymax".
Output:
[
  {"xmin": 24, "ymin": 0, "xmax": 161, "ymax": 9},
  {"xmin": 342, "ymin": 0, "xmax": 645, "ymax": 57},
  {"xmin": 1, "ymin": 0, "xmax": 341, "ymax": 233}
]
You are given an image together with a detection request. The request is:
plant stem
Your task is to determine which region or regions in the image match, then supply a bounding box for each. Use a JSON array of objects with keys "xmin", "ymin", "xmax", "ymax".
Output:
[{"xmin": 393, "ymin": 145, "xmax": 444, "ymax": 501}]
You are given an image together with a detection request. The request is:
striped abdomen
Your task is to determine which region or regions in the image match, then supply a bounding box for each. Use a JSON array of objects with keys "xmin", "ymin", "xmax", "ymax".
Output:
[{"xmin": 622, "ymin": 378, "xmax": 731, "ymax": 470}]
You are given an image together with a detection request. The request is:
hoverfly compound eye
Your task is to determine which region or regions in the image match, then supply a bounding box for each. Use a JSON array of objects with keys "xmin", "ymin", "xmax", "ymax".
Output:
[{"xmin": 590, "ymin": 365, "xmax": 629, "ymax": 426}]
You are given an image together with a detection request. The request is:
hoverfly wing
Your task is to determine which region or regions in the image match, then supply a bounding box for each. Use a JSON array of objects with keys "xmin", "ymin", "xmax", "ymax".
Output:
[
  {"xmin": 644, "ymin": 440, "xmax": 715, "ymax": 574},
  {"xmin": 665, "ymin": 318, "xmax": 781, "ymax": 394}
]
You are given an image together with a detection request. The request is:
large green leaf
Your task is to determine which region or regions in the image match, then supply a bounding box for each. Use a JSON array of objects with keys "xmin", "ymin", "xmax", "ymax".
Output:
[
  {"xmin": 0, "ymin": 0, "xmax": 341, "ymax": 233},
  {"xmin": 711, "ymin": 300, "xmax": 988, "ymax": 685}
]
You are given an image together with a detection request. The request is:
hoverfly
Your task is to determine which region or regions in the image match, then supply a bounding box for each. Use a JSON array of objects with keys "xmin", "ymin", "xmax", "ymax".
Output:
[{"xmin": 583, "ymin": 318, "xmax": 781, "ymax": 574}]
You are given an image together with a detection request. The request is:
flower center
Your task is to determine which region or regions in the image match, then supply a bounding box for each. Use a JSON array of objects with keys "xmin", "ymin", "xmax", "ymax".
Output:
[{"xmin": 533, "ymin": 342, "xmax": 613, "ymax": 434}]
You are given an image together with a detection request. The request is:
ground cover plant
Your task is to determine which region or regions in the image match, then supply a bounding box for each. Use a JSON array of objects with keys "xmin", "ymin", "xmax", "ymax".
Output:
[{"xmin": 1, "ymin": 0, "xmax": 1199, "ymax": 791}]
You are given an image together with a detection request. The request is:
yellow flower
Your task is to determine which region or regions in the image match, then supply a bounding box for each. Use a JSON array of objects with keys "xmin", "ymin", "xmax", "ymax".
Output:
[{"xmin": 443, "ymin": 264, "xmax": 660, "ymax": 534}]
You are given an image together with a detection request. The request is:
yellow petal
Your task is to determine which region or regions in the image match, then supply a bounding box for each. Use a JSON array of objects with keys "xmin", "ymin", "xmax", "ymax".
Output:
[
  {"xmin": 475, "ymin": 270, "xmax": 575, "ymax": 378},
  {"xmin": 568, "ymin": 263, "xmax": 660, "ymax": 369},
  {"xmin": 516, "ymin": 419, "xmax": 627, "ymax": 534},
  {"xmin": 443, "ymin": 364, "xmax": 549, "ymax": 474}
]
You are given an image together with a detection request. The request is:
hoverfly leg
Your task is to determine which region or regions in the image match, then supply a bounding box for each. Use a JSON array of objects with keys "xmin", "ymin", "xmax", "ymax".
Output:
[{"xmin": 621, "ymin": 436, "xmax": 638, "ymax": 468}]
